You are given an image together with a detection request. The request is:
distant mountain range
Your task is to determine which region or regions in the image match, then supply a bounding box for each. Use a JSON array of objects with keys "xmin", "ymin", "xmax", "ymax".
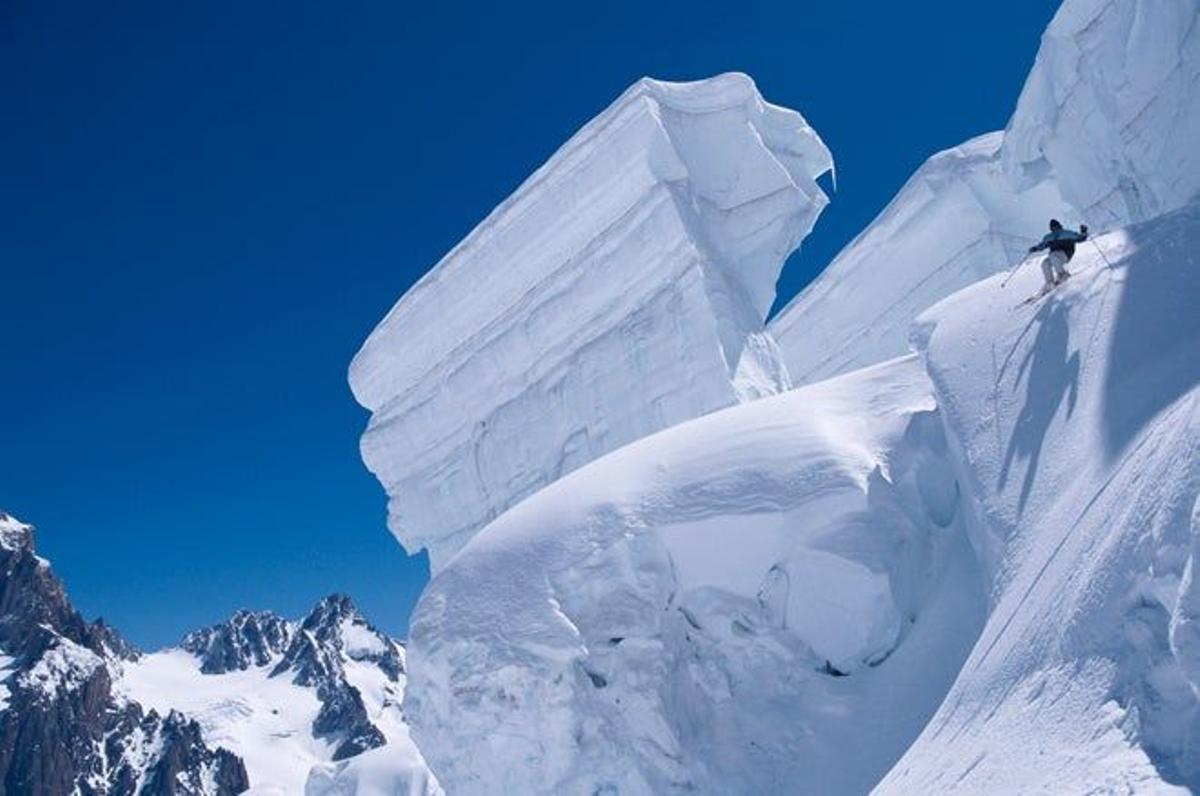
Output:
[{"xmin": 0, "ymin": 511, "xmax": 437, "ymax": 795}]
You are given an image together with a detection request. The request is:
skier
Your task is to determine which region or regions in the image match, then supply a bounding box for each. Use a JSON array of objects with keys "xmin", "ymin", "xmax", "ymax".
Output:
[{"xmin": 1028, "ymin": 219, "xmax": 1088, "ymax": 295}]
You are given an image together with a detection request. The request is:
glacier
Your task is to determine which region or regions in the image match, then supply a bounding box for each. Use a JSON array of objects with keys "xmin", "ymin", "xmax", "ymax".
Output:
[
  {"xmin": 403, "ymin": 354, "xmax": 986, "ymax": 794},
  {"xmin": 399, "ymin": 201, "xmax": 1200, "ymax": 794},
  {"xmin": 341, "ymin": 0, "xmax": 1200, "ymax": 791},
  {"xmin": 349, "ymin": 73, "xmax": 833, "ymax": 572},
  {"xmin": 771, "ymin": 0, "xmax": 1200, "ymax": 384}
]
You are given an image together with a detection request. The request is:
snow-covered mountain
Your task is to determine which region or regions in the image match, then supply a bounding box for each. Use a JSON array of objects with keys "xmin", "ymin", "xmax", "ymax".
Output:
[
  {"xmin": 770, "ymin": 0, "xmax": 1200, "ymax": 384},
  {"xmin": 123, "ymin": 596, "xmax": 439, "ymax": 795},
  {"xmin": 349, "ymin": 73, "xmax": 833, "ymax": 573},
  {"xmin": 0, "ymin": 512, "xmax": 437, "ymax": 795},
  {"xmin": 0, "ymin": 512, "xmax": 249, "ymax": 794}
]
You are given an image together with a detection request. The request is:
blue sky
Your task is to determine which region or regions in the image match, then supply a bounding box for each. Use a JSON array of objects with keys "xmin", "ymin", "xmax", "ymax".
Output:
[{"xmin": 0, "ymin": 0, "xmax": 1057, "ymax": 648}]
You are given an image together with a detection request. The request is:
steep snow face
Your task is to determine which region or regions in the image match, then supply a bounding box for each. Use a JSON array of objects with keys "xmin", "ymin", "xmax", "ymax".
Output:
[
  {"xmin": 404, "ymin": 355, "xmax": 985, "ymax": 794},
  {"xmin": 880, "ymin": 204, "xmax": 1200, "ymax": 792},
  {"xmin": 771, "ymin": 0, "xmax": 1200, "ymax": 384},
  {"xmin": 349, "ymin": 73, "xmax": 832, "ymax": 571}
]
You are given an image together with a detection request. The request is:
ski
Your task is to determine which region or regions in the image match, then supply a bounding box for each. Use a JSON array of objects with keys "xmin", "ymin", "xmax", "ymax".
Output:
[{"xmin": 1012, "ymin": 273, "xmax": 1071, "ymax": 310}]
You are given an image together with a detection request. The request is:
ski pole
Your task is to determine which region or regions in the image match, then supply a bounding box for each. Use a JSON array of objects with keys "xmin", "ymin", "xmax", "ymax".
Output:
[{"xmin": 1000, "ymin": 253, "xmax": 1033, "ymax": 289}]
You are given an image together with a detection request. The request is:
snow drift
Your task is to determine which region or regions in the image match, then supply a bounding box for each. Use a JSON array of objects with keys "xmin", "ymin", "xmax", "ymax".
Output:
[
  {"xmin": 771, "ymin": 0, "xmax": 1200, "ymax": 384},
  {"xmin": 349, "ymin": 73, "xmax": 833, "ymax": 572},
  {"xmin": 881, "ymin": 204, "xmax": 1200, "ymax": 792},
  {"xmin": 403, "ymin": 354, "xmax": 985, "ymax": 794}
]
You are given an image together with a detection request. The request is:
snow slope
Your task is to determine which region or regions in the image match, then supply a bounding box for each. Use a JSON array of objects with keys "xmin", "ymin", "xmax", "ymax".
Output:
[
  {"xmin": 771, "ymin": 0, "xmax": 1200, "ymax": 384},
  {"xmin": 880, "ymin": 203, "xmax": 1200, "ymax": 791},
  {"xmin": 121, "ymin": 649, "xmax": 328, "ymax": 795},
  {"xmin": 349, "ymin": 73, "xmax": 832, "ymax": 572},
  {"xmin": 404, "ymin": 354, "xmax": 985, "ymax": 794}
]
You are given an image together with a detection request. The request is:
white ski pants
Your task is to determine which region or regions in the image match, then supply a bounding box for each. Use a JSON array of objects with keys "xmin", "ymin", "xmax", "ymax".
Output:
[{"xmin": 1040, "ymin": 249, "xmax": 1070, "ymax": 285}]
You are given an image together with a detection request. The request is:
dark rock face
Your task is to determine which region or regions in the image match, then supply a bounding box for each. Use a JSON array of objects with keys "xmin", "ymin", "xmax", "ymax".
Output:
[
  {"xmin": 0, "ymin": 519, "xmax": 131, "ymax": 663},
  {"xmin": 270, "ymin": 594, "xmax": 399, "ymax": 761},
  {"xmin": 0, "ymin": 513, "xmax": 249, "ymax": 795},
  {"xmin": 182, "ymin": 610, "xmax": 292, "ymax": 674},
  {"xmin": 135, "ymin": 711, "xmax": 249, "ymax": 795}
]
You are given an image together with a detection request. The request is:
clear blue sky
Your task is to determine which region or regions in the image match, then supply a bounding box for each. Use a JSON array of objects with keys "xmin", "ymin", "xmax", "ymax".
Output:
[{"xmin": 0, "ymin": 0, "xmax": 1057, "ymax": 648}]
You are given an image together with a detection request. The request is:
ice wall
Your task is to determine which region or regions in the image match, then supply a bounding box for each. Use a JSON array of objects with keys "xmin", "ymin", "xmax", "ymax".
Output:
[
  {"xmin": 1003, "ymin": 0, "xmax": 1200, "ymax": 227},
  {"xmin": 769, "ymin": 133, "xmax": 1067, "ymax": 383},
  {"xmin": 880, "ymin": 204, "xmax": 1200, "ymax": 791},
  {"xmin": 772, "ymin": 0, "xmax": 1200, "ymax": 383},
  {"xmin": 404, "ymin": 355, "xmax": 985, "ymax": 794},
  {"xmin": 349, "ymin": 73, "xmax": 832, "ymax": 571}
]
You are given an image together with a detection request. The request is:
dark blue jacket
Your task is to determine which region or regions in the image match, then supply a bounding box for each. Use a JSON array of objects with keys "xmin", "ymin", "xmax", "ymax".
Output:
[{"xmin": 1030, "ymin": 227, "xmax": 1088, "ymax": 259}]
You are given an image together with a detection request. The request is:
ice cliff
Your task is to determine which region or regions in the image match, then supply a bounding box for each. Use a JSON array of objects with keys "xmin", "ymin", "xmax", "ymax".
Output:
[
  {"xmin": 771, "ymin": 0, "xmax": 1200, "ymax": 383},
  {"xmin": 349, "ymin": 73, "xmax": 832, "ymax": 571}
]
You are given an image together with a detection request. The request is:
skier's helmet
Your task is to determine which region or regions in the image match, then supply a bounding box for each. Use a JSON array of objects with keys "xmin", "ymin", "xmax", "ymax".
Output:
[{"xmin": 1049, "ymin": 219, "xmax": 1063, "ymax": 231}]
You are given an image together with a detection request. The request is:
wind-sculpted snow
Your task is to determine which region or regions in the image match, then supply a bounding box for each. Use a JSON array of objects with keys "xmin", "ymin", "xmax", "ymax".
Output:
[
  {"xmin": 772, "ymin": 0, "xmax": 1200, "ymax": 384},
  {"xmin": 404, "ymin": 355, "xmax": 985, "ymax": 794},
  {"xmin": 349, "ymin": 73, "xmax": 832, "ymax": 571},
  {"xmin": 880, "ymin": 204, "xmax": 1200, "ymax": 792}
]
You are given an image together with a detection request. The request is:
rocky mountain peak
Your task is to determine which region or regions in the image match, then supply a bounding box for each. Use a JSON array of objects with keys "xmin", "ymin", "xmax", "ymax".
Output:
[
  {"xmin": 0, "ymin": 510, "xmax": 248, "ymax": 793},
  {"xmin": 258, "ymin": 594, "xmax": 405, "ymax": 761},
  {"xmin": 181, "ymin": 608, "xmax": 293, "ymax": 674},
  {"xmin": 0, "ymin": 512, "xmax": 137, "ymax": 663}
]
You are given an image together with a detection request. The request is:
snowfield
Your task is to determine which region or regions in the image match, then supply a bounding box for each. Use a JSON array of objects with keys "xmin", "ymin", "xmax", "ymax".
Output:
[
  {"xmin": 350, "ymin": 73, "xmax": 832, "ymax": 573},
  {"xmin": 121, "ymin": 649, "xmax": 329, "ymax": 795}
]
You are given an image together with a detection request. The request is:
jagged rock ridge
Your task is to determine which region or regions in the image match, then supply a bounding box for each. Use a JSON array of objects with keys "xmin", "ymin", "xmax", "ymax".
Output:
[
  {"xmin": 0, "ymin": 512, "xmax": 248, "ymax": 795},
  {"xmin": 123, "ymin": 592, "xmax": 437, "ymax": 794}
]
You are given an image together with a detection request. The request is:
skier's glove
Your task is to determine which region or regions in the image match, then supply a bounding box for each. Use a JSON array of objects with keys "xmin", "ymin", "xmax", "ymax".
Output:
[{"xmin": 1080, "ymin": 224, "xmax": 1088, "ymax": 235}]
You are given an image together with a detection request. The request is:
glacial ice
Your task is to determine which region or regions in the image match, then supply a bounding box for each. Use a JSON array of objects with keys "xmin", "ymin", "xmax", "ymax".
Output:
[
  {"xmin": 771, "ymin": 0, "xmax": 1200, "ymax": 384},
  {"xmin": 349, "ymin": 73, "xmax": 832, "ymax": 571},
  {"xmin": 345, "ymin": 2, "xmax": 1200, "ymax": 791},
  {"xmin": 403, "ymin": 354, "xmax": 985, "ymax": 794},
  {"xmin": 881, "ymin": 204, "xmax": 1200, "ymax": 792}
]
